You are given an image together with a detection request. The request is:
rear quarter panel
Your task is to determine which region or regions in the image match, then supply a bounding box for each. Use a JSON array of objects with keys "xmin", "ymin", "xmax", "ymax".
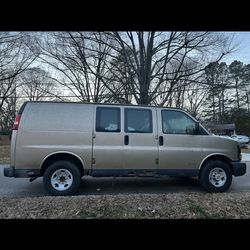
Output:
[{"xmin": 14, "ymin": 102, "xmax": 94, "ymax": 170}]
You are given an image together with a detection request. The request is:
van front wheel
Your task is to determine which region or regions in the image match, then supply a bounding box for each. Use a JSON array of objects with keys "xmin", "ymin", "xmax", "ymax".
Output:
[
  {"xmin": 43, "ymin": 160, "xmax": 81, "ymax": 196},
  {"xmin": 199, "ymin": 160, "xmax": 232, "ymax": 193}
]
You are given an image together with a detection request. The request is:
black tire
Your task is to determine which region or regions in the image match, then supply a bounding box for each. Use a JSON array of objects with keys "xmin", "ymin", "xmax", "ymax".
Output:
[
  {"xmin": 43, "ymin": 160, "xmax": 81, "ymax": 196},
  {"xmin": 199, "ymin": 160, "xmax": 232, "ymax": 193}
]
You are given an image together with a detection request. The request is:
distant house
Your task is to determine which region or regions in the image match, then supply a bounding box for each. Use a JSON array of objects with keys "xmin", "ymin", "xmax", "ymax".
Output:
[{"xmin": 206, "ymin": 123, "xmax": 236, "ymax": 135}]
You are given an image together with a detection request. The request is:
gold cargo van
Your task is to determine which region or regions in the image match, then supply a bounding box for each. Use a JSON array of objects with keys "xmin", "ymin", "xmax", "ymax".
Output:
[{"xmin": 4, "ymin": 101, "xmax": 246, "ymax": 195}]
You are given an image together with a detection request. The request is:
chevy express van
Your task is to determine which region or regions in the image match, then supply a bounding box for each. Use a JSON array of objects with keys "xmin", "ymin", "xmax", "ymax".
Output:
[{"xmin": 4, "ymin": 101, "xmax": 246, "ymax": 195}]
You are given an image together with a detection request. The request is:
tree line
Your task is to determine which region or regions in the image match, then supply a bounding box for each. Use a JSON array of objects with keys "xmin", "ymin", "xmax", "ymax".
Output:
[{"xmin": 1, "ymin": 31, "xmax": 249, "ymax": 135}]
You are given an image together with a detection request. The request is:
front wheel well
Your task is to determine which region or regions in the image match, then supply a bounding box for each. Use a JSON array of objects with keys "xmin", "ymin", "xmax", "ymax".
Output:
[
  {"xmin": 40, "ymin": 153, "xmax": 84, "ymax": 177},
  {"xmin": 199, "ymin": 155, "xmax": 232, "ymax": 175}
]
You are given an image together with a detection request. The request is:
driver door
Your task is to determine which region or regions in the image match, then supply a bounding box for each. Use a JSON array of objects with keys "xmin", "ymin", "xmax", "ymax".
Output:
[{"xmin": 157, "ymin": 109, "xmax": 204, "ymax": 172}]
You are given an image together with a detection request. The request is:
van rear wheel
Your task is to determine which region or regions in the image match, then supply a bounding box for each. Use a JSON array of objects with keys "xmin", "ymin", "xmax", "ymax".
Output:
[
  {"xmin": 43, "ymin": 160, "xmax": 81, "ymax": 196},
  {"xmin": 199, "ymin": 160, "xmax": 232, "ymax": 193}
]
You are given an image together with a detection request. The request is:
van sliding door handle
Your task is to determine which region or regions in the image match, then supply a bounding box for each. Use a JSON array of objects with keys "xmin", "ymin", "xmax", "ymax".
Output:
[
  {"xmin": 124, "ymin": 135, "xmax": 129, "ymax": 145},
  {"xmin": 159, "ymin": 136, "xmax": 164, "ymax": 146}
]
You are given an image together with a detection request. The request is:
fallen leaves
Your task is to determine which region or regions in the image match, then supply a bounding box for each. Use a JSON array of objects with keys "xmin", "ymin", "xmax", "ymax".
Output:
[{"xmin": 1, "ymin": 192, "xmax": 250, "ymax": 219}]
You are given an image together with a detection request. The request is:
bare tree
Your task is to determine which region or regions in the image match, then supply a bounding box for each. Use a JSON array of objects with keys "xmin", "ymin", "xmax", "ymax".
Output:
[
  {"xmin": 30, "ymin": 31, "xmax": 235, "ymax": 107},
  {"xmin": 35, "ymin": 32, "xmax": 116, "ymax": 102},
  {"xmin": 0, "ymin": 96, "xmax": 17, "ymax": 132},
  {"xmin": 186, "ymin": 80, "xmax": 208, "ymax": 119},
  {"xmin": 101, "ymin": 32, "xmax": 235, "ymax": 105},
  {"xmin": 0, "ymin": 32, "xmax": 37, "ymax": 132},
  {"xmin": 0, "ymin": 32, "xmax": 37, "ymax": 111},
  {"xmin": 20, "ymin": 67, "xmax": 58, "ymax": 101}
]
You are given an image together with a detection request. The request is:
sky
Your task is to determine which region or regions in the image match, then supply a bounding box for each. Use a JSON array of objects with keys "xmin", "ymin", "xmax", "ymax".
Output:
[{"xmin": 223, "ymin": 32, "xmax": 250, "ymax": 65}]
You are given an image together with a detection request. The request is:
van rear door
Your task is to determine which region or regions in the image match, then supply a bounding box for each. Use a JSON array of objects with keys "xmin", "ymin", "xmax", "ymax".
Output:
[
  {"xmin": 92, "ymin": 106, "xmax": 123, "ymax": 174},
  {"xmin": 123, "ymin": 107, "xmax": 158, "ymax": 172}
]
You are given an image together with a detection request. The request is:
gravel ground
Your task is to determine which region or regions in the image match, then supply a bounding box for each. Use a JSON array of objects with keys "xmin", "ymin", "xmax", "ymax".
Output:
[{"xmin": 1, "ymin": 192, "xmax": 250, "ymax": 219}]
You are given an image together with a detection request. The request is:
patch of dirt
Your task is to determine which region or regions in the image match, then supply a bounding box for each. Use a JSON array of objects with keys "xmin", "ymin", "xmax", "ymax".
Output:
[{"xmin": 1, "ymin": 192, "xmax": 250, "ymax": 219}]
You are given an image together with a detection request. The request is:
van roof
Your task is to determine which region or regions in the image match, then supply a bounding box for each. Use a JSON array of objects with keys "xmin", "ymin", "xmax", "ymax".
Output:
[{"xmin": 23, "ymin": 100, "xmax": 185, "ymax": 111}]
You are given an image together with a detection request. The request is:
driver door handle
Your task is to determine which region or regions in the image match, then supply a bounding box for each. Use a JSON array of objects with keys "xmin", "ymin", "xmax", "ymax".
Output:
[
  {"xmin": 159, "ymin": 136, "xmax": 164, "ymax": 146},
  {"xmin": 124, "ymin": 135, "xmax": 129, "ymax": 145}
]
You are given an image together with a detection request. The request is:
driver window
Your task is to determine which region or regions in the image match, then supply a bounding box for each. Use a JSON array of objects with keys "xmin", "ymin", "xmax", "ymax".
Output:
[{"xmin": 162, "ymin": 110, "xmax": 196, "ymax": 134}]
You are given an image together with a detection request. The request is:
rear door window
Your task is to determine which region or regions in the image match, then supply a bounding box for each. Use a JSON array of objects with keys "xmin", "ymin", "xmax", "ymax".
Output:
[
  {"xmin": 96, "ymin": 107, "xmax": 121, "ymax": 132},
  {"xmin": 125, "ymin": 108, "xmax": 152, "ymax": 133}
]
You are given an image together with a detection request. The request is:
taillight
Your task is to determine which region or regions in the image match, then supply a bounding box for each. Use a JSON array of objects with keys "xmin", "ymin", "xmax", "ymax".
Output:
[{"xmin": 12, "ymin": 114, "xmax": 22, "ymax": 130}]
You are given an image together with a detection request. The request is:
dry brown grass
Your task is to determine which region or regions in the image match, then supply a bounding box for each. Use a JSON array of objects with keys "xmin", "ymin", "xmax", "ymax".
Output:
[
  {"xmin": 0, "ymin": 145, "xmax": 10, "ymax": 164},
  {"xmin": 1, "ymin": 192, "xmax": 250, "ymax": 219},
  {"xmin": 242, "ymin": 146, "xmax": 250, "ymax": 154}
]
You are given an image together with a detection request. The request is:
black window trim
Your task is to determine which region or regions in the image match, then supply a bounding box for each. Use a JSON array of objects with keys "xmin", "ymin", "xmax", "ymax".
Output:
[
  {"xmin": 96, "ymin": 107, "xmax": 121, "ymax": 133},
  {"xmin": 124, "ymin": 108, "xmax": 153, "ymax": 134}
]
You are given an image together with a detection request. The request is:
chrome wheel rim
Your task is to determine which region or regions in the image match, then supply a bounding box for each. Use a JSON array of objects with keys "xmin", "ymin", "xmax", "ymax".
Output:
[
  {"xmin": 51, "ymin": 169, "xmax": 73, "ymax": 191},
  {"xmin": 209, "ymin": 168, "xmax": 227, "ymax": 187}
]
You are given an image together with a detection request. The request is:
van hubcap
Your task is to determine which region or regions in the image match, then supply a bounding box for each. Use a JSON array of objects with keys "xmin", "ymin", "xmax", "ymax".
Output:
[
  {"xmin": 209, "ymin": 168, "xmax": 227, "ymax": 187},
  {"xmin": 51, "ymin": 169, "xmax": 73, "ymax": 191}
]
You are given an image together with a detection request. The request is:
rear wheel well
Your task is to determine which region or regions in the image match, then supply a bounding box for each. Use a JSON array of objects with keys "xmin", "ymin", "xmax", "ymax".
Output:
[
  {"xmin": 200, "ymin": 155, "xmax": 232, "ymax": 175},
  {"xmin": 40, "ymin": 153, "xmax": 84, "ymax": 177}
]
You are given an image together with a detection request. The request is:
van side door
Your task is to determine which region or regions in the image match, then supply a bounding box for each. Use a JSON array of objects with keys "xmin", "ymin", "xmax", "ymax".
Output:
[
  {"xmin": 157, "ymin": 109, "xmax": 205, "ymax": 175},
  {"xmin": 123, "ymin": 107, "xmax": 158, "ymax": 172},
  {"xmin": 92, "ymin": 106, "xmax": 123, "ymax": 173}
]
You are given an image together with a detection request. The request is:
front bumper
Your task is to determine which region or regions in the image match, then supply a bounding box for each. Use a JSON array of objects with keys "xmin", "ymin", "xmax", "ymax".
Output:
[
  {"xmin": 232, "ymin": 162, "xmax": 247, "ymax": 176},
  {"xmin": 4, "ymin": 166, "xmax": 40, "ymax": 178}
]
